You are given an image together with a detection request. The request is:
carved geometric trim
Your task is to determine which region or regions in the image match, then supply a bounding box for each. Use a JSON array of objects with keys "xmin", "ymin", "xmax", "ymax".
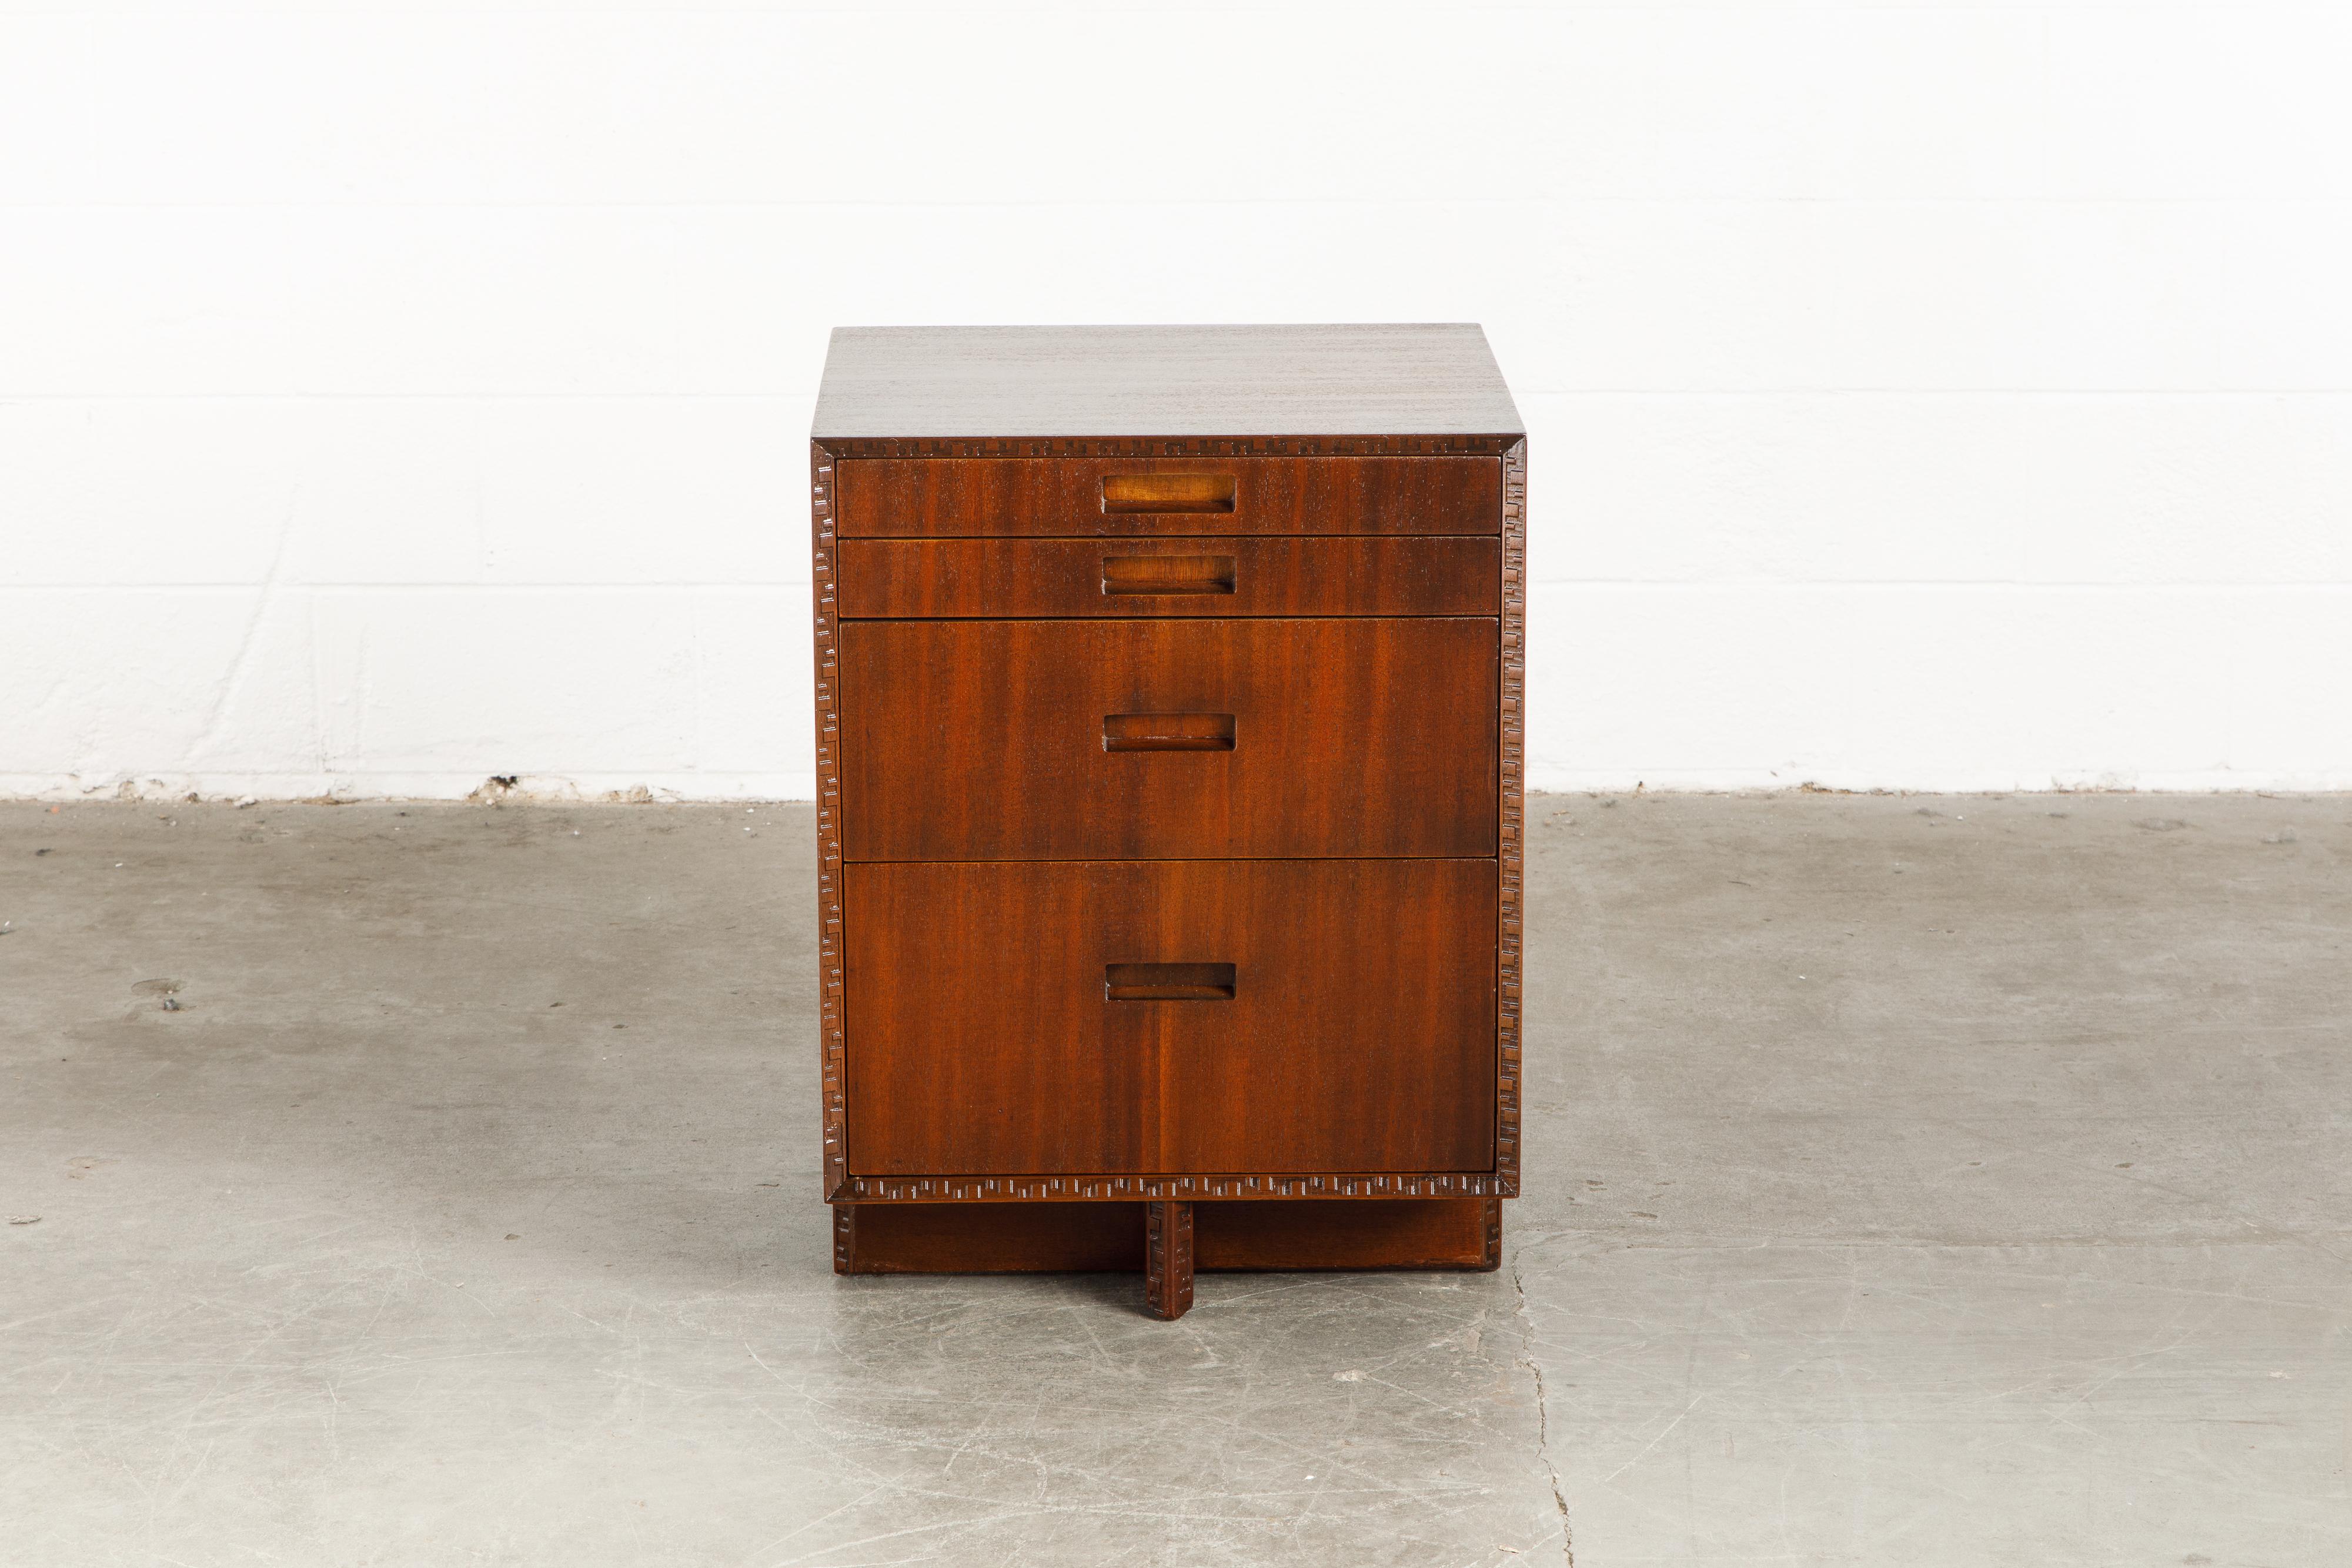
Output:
[
  {"xmin": 1497, "ymin": 439, "xmax": 1526, "ymax": 1191},
  {"xmin": 811, "ymin": 441, "xmax": 849, "ymax": 1199},
  {"xmin": 830, "ymin": 1171, "xmax": 1518, "ymax": 1203},
  {"xmin": 819, "ymin": 434, "xmax": 1518, "ymax": 460},
  {"xmin": 830, "ymin": 1203, "xmax": 854, "ymax": 1273}
]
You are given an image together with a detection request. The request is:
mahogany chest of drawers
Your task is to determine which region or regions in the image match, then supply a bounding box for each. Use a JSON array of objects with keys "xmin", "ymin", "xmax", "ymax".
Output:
[{"xmin": 810, "ymin": 325, "xmax": 1526, "ymax": 1319}]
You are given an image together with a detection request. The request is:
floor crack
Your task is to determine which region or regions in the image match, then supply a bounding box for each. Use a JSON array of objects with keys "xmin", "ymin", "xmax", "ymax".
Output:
[{"xmin": 1511, "ymin": 1251, "xmax": 1575, "ymax": 1566}]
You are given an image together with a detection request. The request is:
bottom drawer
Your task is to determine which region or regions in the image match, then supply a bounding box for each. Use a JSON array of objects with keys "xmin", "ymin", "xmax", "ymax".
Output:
[{"xmin": 843, "ymin": 860, "xmax": 1498, "ymax": 1177}]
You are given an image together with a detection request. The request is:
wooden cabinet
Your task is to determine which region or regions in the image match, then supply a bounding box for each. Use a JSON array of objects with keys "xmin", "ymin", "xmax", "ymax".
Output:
[{"xmin": 811, "ymin": 324, "xmax": 1526, "ymax": 1318}]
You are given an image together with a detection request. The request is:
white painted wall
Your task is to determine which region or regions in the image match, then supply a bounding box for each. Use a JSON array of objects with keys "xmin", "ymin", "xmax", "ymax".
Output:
[{"xmin": 4, "ymin": 1, "xmax": 2347, "ymax": 800}]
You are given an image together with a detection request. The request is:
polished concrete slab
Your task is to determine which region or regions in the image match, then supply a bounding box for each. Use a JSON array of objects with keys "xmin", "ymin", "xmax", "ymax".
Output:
[{"xmin": 1, "ymin": 794, "xmax": 2346, "ymax": 1565}]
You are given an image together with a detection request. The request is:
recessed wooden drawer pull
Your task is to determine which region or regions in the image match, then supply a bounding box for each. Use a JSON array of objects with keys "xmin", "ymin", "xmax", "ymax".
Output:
[
  {"xmin": 1100, "ymin": 473, "xmax": 1237, "ymax": 514},
  {"xmin": 1105, "ymin": 962, "xmax": 1237, "ymax": 1002},
  {"xmin": 1100, "ymin": 554, "xmax": 1237, "ymax": 596},
  {"xmin": 1101, "ymin": 713, "xmax": 1235, "ymax": 752}
]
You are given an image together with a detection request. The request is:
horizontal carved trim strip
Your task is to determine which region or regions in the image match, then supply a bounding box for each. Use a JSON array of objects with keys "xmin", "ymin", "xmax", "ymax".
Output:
[
  {"xmin": 832, "ymin": 1172, "xmax": 1518, "ymax": 1203},
  {"xmin": 821, "ymin": 435, "xmax": 1519, "ymax": 460}
]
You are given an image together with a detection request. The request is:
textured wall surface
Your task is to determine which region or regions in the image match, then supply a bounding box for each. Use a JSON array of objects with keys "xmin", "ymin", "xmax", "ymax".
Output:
[{"xmin": 4, "ymin": 2, "xmax": 2348, "ymax": 798}]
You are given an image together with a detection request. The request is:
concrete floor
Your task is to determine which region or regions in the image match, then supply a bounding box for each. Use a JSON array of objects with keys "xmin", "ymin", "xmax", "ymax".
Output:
[{"xmin": 1, "ymin": 794, "xmax": 2346, "ymax": 1567}]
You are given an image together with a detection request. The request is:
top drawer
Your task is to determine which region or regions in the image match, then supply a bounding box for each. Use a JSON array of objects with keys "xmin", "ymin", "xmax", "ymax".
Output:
[{"xmin": 835, "ymin": 456, "xmax": 1501, "ymax": 537}]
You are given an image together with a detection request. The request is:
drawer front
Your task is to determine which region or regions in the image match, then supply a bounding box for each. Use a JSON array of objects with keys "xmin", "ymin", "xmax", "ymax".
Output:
[
  {"xmin": 836, "ymin": 536, "xmax": 1501, "ymax": 618},
  {"xmin": 835, "ymin": 456, "xmax": 1500, "ymax": 537},
  {"xmin": 843, "ymin": 859, "xmax": 1498, "ymax": 1176},
  {"xmin": 838, "ymin": 617, "xmax": 1499, "ymax": 861}
]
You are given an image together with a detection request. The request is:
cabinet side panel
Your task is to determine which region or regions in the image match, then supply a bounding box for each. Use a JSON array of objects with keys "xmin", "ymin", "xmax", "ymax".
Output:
[{"xmin": 813, "ymin": 442, "xmax": 848, "ymax": 1199}]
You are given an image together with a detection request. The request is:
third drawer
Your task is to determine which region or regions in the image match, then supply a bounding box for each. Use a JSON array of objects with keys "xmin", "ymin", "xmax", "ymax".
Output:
[{"xmin": 838, "ymin": 616, "xmax": 1499, "ymax": 861}]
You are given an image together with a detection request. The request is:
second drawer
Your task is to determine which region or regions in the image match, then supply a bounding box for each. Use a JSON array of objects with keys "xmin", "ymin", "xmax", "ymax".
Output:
[
  {"xmin": 838, "ymin": 617, "xmax": 1499, "ymax": 861},
  {"xmin": 837, "ymin": 536, "xmax": 1502, "ymax": 618}
]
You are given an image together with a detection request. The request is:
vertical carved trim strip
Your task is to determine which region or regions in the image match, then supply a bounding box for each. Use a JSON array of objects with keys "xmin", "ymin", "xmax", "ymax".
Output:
[
  {"xmin": 1481, "ymin": 1196, "xmax": 1504, "ymax": 1270},
  {"xmin": 1144, "ymin": 1202, "xmax": 1165, "ymax": 1310},
  {"xmin": 813, "ymin": 442, "xmax": 849, "ymax": 1202},
  {"xmin": 832, "ymin": 1204, "xmax": 856, "ymax": 1273},
  {"xmin": 1497, "ymin": 440, "xmax": 1526, "ymax": 1196},
  {"xmin": 1144, "ymin": 1201, "xmax": 1195, "ymax": 1320}
]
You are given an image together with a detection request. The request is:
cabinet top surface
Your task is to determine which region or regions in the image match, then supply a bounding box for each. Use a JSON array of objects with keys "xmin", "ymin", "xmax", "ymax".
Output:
[{"xmin": 813, "ymin": 324, "xmax": 1523, "ymax": 442}]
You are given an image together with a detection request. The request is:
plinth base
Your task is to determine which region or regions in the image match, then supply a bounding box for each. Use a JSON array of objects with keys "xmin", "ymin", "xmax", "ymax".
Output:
[{"xmin": 833, "ymin": 1197, "xmax": 1502, "ymax": 1320}]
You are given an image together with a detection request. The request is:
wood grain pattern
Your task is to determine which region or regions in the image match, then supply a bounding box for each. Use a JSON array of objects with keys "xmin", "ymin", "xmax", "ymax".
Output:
[
  {"xmin": 836, "ymin": 537, "xmax": 1502, "ymax": 619},
  {"xmin": 838, "ymin": 617, "xmax": 1499, "ymax": 862},
  {"xmin": 1144, "ymin": 1202, "xmax": 1194, "ymax": 1319},
  {"xmin": 813, "ymin": 324, "xmax": 1525, "ymax": 441},
  {"xmin": 843, "ymin": 859, "xmax": 1498, "ymax": 1176},
  {"xmin": 836, "ymin": 456, "xmax": 1501, "ymax": 539}
]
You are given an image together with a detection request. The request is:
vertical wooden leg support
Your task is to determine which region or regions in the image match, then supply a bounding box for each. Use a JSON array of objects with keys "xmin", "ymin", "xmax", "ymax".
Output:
[{"xmin": 1144, "ymin": 1201, "xmax": 1194, "ymax": 1320}]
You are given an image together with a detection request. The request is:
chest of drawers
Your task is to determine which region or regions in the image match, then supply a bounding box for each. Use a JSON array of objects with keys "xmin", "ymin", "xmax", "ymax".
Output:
[{"xmin": 810, "ymin": 325, "xmax": 1526, "ymax": 1319}]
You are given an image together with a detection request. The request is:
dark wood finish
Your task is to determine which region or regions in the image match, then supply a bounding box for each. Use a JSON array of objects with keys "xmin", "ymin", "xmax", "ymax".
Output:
[
  {"xmin": 833, "ymin": 1198, "xmax": 1500, "ymax": 1273},
  {"xmin": 813, "ymin": 324, "xmax": 1525, "ymax": 442},
  {"xmin": 811, "ymin": 325, "xmax": 1525, "ymax": 1318},
  {"xmin": 837, "ymin": 456, "xmax": 1499, "ymax": 539},
  {"xmin": 838, "ymin": 617, "xmax": 1499, "ymax": 862},
  {"xmin": 843, "ymin": 859, "xmax": 1498, "ymax": 1176},
  {"xmin": 836, "ymin": 536, "xmax": 1502, "ymax": 619},
  {"xmin": 1144, "ymin": 1202, "xmax": 1194, "ymax": 1319}
]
